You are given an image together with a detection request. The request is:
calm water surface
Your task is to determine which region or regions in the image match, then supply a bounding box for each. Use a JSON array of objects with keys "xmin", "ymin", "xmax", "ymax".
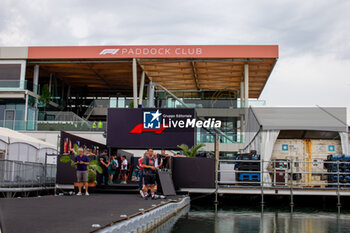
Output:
[{"xmin": 168, "ymin": 205, "xmax": 350, "ymax": 233}]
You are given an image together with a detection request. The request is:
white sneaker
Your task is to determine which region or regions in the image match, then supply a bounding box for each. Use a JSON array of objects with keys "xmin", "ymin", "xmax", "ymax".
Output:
[
  {"xmin": 139, "ymin": 190, "xmax": 145, "ymax": 198},
  {"xmin": 85, "ymin": 192, "xmax": 89, "ymax": 196},
  {"xmin": 76, "ymin": 192, "xmax": 82, "ymax": 196}
]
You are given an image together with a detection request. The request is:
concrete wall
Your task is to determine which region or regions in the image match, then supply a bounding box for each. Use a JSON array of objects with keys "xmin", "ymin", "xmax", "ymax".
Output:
[{"xmin": 0, "ymin": 47, "xmax": 28, "ymax": 59}]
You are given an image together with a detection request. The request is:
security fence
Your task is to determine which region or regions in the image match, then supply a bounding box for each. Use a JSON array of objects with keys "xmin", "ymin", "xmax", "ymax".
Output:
[{"xmin": 0, "ymin": 159, "xmax": 56, "ymax": 188}]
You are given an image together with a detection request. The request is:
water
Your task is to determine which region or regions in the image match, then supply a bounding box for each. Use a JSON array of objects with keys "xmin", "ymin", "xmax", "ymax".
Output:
[{"xmin": 168, "ymin": 204, "xmax": 350, "ymax": 233}]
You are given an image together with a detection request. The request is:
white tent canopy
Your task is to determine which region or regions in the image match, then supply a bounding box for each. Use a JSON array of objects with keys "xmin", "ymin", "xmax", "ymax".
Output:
[
  {"xmin": 250, "ymin": 107, "xmax": 347, "ymax": 132},
  {"xmin": 0, "ymin": 127, "xmax": 57, "ymax": 164},
  {"xmin": 244, "ymin": 107, "xmax": 348, "ymax": 186}
]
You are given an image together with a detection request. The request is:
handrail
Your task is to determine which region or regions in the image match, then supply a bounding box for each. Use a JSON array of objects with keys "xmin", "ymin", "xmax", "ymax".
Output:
[{"xmin": 217, "ymin": 158, "xmax": 350, "ymax": 190}]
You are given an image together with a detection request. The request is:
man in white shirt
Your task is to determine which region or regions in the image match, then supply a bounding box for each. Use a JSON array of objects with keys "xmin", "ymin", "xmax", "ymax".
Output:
[{"xmin": 120, "ymin": 156, "xmax": 128, "ymax": 184}]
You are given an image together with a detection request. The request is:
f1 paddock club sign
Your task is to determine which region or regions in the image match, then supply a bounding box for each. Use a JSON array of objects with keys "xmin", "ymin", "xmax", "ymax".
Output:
[
  {"xmin": 107, "ymin": 108, "xmax": 221, "ymax": 149},
  {"xmin": 99, "ymin": 47, "xmax": 203, "ymax": 56},
  {"xmin": 27, "ymin": 45, "xmax": 279, "ymax": 59}
]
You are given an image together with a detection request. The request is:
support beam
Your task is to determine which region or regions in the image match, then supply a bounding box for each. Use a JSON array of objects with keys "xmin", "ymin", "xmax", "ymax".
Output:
[
  {"xmin": 240, "ymin": 81, "xmax": 244, "ymax": 108},
  {"xmin": 33, "ymin": 65, "xmax": 39, "ymax": 94},
  {"xmin": 67, "ymin": 85, "xmax": 71, "ymax": 110},
  {"xmin": 214, "ymin": 134, "xmax": 219, "ymax": 204},
  {"xmin": 147, "ymin": 81, "xmax": 155, "ymax": 108},
  {"xmin": 24, "ymin": 92, "xmax": 28, "ymax": 128},
  {"xmin": 61, "ymin": 80, "xmax": 65, "ymax": 105},
  {"xmin": 49, "ymin": 73, "xmax": 53, "ymax": 93},
  {"xmin": 67, "ymin": 85, "xmax": 71, "ymax": 98},
  {"xmin": 138, "ymin": 71, "xmax": 145, "ymax": 106},
  {"xmin": 244, "ymin": 64, "xmax": 249, "ymax": 108},
  {"xmin": 132, "ymin": 58, "xmax": 138, "ymax": 108}
]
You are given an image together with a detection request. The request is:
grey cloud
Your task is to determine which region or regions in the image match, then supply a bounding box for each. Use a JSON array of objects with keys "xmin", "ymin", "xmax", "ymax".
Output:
[{"xmin": 0, "ymin": 0, "xmax": 350, "ymax": 107}]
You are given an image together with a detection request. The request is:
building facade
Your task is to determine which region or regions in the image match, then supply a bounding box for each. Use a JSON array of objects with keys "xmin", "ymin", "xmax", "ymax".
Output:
[{"xmin": 0, "ymin": 45, "xmax": 279, "ymax": 154}]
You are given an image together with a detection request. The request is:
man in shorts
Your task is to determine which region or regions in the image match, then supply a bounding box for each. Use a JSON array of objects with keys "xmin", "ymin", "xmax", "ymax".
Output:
[
  {"xmin": 142, "ymin": 151, "xmax": 156, "ymax": 199},
  {"xmin": 120, "ymin": 155, "xmax": 128, "ymax": 184},
  {"xmin": 74, "ymin": 147, "xmax": 90, "ymax": 196}
]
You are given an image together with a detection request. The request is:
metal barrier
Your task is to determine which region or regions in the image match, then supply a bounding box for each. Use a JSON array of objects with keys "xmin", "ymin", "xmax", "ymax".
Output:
[
  {"xmin": 216, "ymin": 158, "xmax": 350, "ymax": 206},
  {"xmin": 218, "ymin": 159, "xmax": 350, "ymax": 188},
  {"xmin": 0, "ymin": 159, "xmax": 56, "ymax": 188}
]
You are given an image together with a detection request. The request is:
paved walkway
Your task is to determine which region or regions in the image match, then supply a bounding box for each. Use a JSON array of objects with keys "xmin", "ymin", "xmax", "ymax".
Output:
[{"xmin": 0, "ymin": 194, "xmax": 180, "ymax": 233}]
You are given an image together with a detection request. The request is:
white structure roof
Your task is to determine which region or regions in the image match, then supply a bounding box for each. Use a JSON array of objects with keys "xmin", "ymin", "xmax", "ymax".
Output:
[
  {"xmin": 250, "ymin": 107, "xmax": 347, "ymax": 132},
  {"xmin": 0, "ymin": 127, "xmax": 56, "ymax": 149}
]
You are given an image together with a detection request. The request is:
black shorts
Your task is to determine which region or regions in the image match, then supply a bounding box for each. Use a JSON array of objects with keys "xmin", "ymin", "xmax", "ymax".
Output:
[
  {"xmin": 121, "ymin": 170, "xmax": 128, "ymax": 175},
  {"xmin": 144, "ymin": 174, "xmax": 156, "ymax": 185}
]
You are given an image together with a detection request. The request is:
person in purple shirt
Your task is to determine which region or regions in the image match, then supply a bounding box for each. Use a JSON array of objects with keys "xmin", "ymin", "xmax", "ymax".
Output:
[{"xmin": 74, "ymin": 148, "xmax": 90, "ymax": 196}]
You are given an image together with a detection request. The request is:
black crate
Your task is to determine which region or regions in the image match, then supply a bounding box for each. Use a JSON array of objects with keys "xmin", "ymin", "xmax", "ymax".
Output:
[{"xmin": 237, "ymin": 163, "xmax": 260, "ymax": 171}]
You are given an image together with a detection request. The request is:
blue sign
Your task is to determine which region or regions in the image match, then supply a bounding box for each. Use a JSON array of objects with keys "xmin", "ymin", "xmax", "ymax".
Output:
[
  {"xmin": 143, "ymin": 110, "xmax": 161, "ymax": 129},
  {"xmin": 328, "ymin": 145, "xmax": 335, "ymax": 152},
  {"xmin": 282, "ymin": 144, "xmax": 289, "ymax": 151}
]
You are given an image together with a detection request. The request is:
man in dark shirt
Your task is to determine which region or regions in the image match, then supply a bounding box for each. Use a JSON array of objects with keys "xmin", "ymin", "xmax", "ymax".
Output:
[
  {"xmin": 97, "ymin": 149, "xmax": 109, "ymax": 185},
  {"xmin": 142, "ymin": 150, "xmax": 156, "ymax": 199},
  {"xmin": 74, "ymin": 147, "xmax": 90, "ymax": 196},
  {"xmin": 157, "ymin": 149, "xmax": 167, "ymax": 169}
]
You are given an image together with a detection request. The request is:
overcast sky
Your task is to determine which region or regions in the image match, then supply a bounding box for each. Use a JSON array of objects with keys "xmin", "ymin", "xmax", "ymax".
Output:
[{"xmin": 1, "ymin": 0, "xmax": 349, "ymax": 107}]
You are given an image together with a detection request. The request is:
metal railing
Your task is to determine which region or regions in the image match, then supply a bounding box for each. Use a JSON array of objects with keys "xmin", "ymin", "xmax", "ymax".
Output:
[
  {"xmin": 0, "ymin": 159, "xmax": 56, "ymax": 188},
  {"xmin": 0, "ymin": 120, "xmax": 106, "ymax": 131},
  {"xmin": 236, "ymin": 99, "xmax": 266, "ymax": 108},
  {"xmin": 45, "ymin": 111, "xmax": 89, "ymax": 123},
  {"xmin": 217, "ymin": 158, "xmax": 350, "ymax": 189},
  {"xmin": 0, "ymin": 120, "xmax": 38, "ymax": 131},
  {"xmin": 82, "ymin": 101, "xmax": 96, "ymax": 120},
  {"xmin": 159, "ymin": 99, "xmax": 239, "ymax": 109},
  {"xmin": 37, "ymin": 121, "xmax": 106, "ymax": 131},
  {"xmin": 0, "ymin": 80, "xmax": 39, "ymax": 92}
]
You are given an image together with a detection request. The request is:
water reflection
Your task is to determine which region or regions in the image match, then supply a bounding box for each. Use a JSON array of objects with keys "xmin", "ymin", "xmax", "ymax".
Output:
[
  {"xmin": 149, "ymin": 205, "xmax": 190, "ymax": 233},
  {"xmin": 170, "ymin": 205, "xmax": 350, "ymax": 233}
]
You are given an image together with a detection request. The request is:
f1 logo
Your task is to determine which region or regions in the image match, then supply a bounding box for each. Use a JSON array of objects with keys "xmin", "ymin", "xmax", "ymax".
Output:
[
  {"xmin": 99, "ymin": 49, "xmax": 120, "ymax": 55},
  {"xmin": 143, "ymin": 110, "xmax": 161, "ymax": 129}
]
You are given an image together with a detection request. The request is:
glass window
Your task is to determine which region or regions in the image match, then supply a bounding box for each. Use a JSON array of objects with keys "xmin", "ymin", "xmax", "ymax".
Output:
[
  {"xmin": 110, "ymin": 97, "xmax": 117, "ymax": 108},
  {"xmin": 117, "ymin": 97, "xmax": 125, "ymax": 108}
]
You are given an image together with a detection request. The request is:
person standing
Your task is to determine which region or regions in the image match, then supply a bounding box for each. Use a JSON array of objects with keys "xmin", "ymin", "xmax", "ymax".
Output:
[
  {"xmin": 120, "ymin": 156, "xmax": 128, "ymax": 184},
  {"xmin": 152, "ymin": 152, "xmax": 163, "ymax": 195},
  {"xmin": 153, "ymin": 151, "xmax": 163, "ymax": 170},
  {"xmin": 98, "ymin": 121, "xmax": 103, "ymax": 130},
  {"xmin": 159, "ymin": 149, "xmax": 170, "ymax": 169},
  {"xmin": 74, "ymin": 147, "xmax": 90, "ymax": 196},
  {"xmin": 97, "ymin": 149, "xmax": 109, "ymax": 185},
  {"xmin": 142, "ymin": 151, "xmax": 156, "ymax": 199},
  {"xmin": 137, "ymin": 156, "xmax": 144, "ymax": 195},
  {"xmin": 108, "ymin": 154, "xmax": 118, "ymax": 184}
]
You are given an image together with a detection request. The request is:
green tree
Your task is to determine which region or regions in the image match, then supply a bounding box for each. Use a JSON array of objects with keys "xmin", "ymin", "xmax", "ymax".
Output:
[
  {"xmin": 177, "ymin": 143, "xmax": 205, "ymax": 157},
  {"xmin": 128, "ymin": 100, "xmax": 134, "ymax": 108},
  {"xmin": 39, "ymin": 84, "xmax": 51, "ymax": 120}
]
